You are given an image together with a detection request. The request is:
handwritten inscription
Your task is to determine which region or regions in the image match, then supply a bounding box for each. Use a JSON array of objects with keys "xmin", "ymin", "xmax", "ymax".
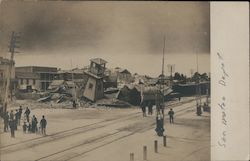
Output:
[
  {"xmin": 217, "ymin": 52, "xmax": 229, "ymax": 86},
  {"xmin": 218, "ymin": 97, "xmax": 227, "ymax": 148},
  {"xmin": 217, "ymin": 52, "xmax": 229, "ymax": 148}
]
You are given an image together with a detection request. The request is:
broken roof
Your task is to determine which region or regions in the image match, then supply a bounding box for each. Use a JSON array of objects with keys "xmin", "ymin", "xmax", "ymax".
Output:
[
  {"xmin": 90, "ymin": 58, "xmax": 107, "ymax": 65},
  {"xmin": 49, "ymin": 80, "xmax": 65, "ymax": 87},
  {"xmin": 57, "ymin": 69, "xmax": 84, "ymax": 74}
]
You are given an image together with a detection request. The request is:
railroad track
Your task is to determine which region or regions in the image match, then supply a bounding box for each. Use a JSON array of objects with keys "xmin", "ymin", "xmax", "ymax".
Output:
[
  {"xmin": 35, "ymin": 128, "xmax": 147, "ymax": 161},
  {"xmin": 0, "ymin": 112, "xmax": 142, "ymax": 154},
  {"xmin": 1, "ymin": 97, "xmax": 202, "ymax": 158},
  {"xmin": 1, "ymin": 97, "xmax": 198, "ymax": 148},
  {"xmin": 33, "ymin": 100, "xmax": 200, "ymax": 161},
  {"xmin": 34, "ymin": 120, "xmax": 159, "ymax": 161}
]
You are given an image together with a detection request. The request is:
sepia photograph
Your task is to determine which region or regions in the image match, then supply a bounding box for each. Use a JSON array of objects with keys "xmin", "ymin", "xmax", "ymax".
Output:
[{"xmin": 0, "ymin": 1, "xmax": 211, "ymax": 161}]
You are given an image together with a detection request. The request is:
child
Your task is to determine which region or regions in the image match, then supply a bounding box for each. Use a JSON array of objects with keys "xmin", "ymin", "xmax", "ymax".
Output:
[
  {"xmin": 23, "ymin": 121, "xmax": 27, "ymax": 133},
  {"xmin": 27, "ymin": 122, "xmax": 31, "ymax": 133}
]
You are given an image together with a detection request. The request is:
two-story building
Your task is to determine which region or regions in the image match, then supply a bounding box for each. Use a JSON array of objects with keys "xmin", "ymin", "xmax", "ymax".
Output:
[{"xmin": 15, "ymin": 66, "xmax": 58, "ymax": 91}]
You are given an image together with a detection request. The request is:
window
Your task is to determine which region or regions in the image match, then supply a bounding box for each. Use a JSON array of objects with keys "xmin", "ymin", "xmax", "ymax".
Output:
[
  {"xmin": 88, "ymin": 83, "xmax": 93, "ymax": 89},
  {"xmin": 33, "ymin": 79, "xmax": 36, "ymax": 85},
  {"xmin": 26, "ymin": 79, "xmax": 29, "ymax": 85},
  {"xmin": 20, "ymin": 79, "xmax": 23, "ymax": 85}
]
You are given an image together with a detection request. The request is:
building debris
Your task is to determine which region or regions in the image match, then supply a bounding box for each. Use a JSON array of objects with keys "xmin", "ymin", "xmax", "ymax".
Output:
[{"xmin": 3, "ymin": 57, "xmax": 210, "ymax": 109}]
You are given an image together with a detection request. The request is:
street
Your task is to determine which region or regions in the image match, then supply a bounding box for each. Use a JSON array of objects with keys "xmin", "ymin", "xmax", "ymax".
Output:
[{"xmin": 0, "ymin": 97, "xmax": 210, "ymax": 161}]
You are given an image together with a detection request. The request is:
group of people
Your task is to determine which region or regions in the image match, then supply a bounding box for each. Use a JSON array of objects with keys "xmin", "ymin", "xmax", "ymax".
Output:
[
  {"xmin": 2, "ymin": 106, "xmax": 47, "ymax": 138},
  {"xmin": 3, "ymin": 106, "xmax": 23, "ymax": 137},
  {"xmin": 140, "ymin": 101, "xmax": 175, "ymax": 124},
  {"xmin": 140, "ymin": 101, "xmax": 154, "ymax": 117}
]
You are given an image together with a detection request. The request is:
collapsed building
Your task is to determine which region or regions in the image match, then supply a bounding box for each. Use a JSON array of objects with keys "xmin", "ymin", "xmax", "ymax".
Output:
[
  {"xmin": 116, "ymin": 84, "xmax": 173, "ymax": 106},
  {"xmin": 12, "ymin": 58, "xmax": 210, "ymax": 107},
  {"xmin": 172, "ymin": 81, "xmax": 210, "ymax": 96}
]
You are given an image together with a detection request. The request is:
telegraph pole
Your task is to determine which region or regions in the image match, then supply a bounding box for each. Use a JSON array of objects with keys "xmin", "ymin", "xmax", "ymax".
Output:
[
  {"xmin": 194, "ymin": 41, "xmax": 202, "ymax": 116},
  {"xmin": 161, "ymin": 35, "xmax": 166, "ymax": 118},
  {"xmin": 190, "ymin": 69, "xmax": 194, "ymax": 78},
  {"xmin": 3, "ymin": 31, "xmax": 20, "ymax": 113},
  {"xmin": 70, "ymin": 60, "xmax": 77, "ymax": 108},
  {"xmin": 155, "ymin": 36, "xmax": 166, "ymax": 136},
  {"xmin": 168, "ymin": 64, "xmax": 175, "ymax": 87}
]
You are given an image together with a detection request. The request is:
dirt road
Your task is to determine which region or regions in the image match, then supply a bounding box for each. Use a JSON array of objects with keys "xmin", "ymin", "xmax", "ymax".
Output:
[{"xmin": 0, "ymin": 97, "xmax": 210, "ymax": 161}]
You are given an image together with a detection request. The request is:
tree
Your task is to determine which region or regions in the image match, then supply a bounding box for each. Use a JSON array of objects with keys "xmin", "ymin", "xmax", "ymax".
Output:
[
  {"xmin": 173, "ymin": 72, "xmax": 181, "ymax": 80},
  {"xmin": 192, "ymin": 72, "xmax": 201, "ymax": 82},
  {"xmin": 200, "ymin": 73, "xmax": 209, "ymax": 81}
]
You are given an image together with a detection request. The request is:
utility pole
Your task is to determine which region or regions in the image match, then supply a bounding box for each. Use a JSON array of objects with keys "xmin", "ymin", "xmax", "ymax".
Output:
[
  {"xmin": 155, "ymin": 35, "xmax": 166, "ymax": 136},
  {"xmin": 71, "ymin": 60, "xmax": 77, "ymax": 108},
  {"xmin": 168, "ymin": 64, "xmax": 175, "ymax": 87},
  {"xmin": 3, "ymin": 31, "xmax": 20, "ymax": 113},
  {"xmin": 194, "ymin": 40, "xmax": 202, "ymax": 116},
  {"xmin": 161, "ymin": 35, "xmax": 166, "ymax": 118},
  {"xmin": 190, "ymin": 69, "xmax": 194, "ymax": 78},
  {"xmin": 195, "ymin": 46, "xmax": 202, "ymax": 106}
]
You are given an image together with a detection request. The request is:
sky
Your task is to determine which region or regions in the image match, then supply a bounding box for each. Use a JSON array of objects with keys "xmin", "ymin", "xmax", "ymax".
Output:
[{"xmin": 0, "ymin": 1, "xmax": 210, "ymax": 77}]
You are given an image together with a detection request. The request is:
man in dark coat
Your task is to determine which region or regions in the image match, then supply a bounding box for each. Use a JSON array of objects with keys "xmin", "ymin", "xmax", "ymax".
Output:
[
  {"xmin": 141, "ymin": 104, "xmax": 146, "ymax": 117},
  {"xmin": 168, "ymin": 108, "xmax": 175, "ymax": 124},
  {"xmin": 9, "ymin": 110, "xmax": 14, "ymax": 120},
  {"xmin": 40, "ymin": 115, "xmax": 47, "ymax": 136},
  {"xmin": 148, "ymin": 102, "xmax": 153, "ymax": 115},
  {"xmin": 32, "ymin": 115, "xmax": 38, "ymax": 133},
  {"xmin": 72, "ymin": 100, "xmax": 77, "ymax": 109},
  {"xmin": 4, "ymin": 111, "xmax": 9, "ymax": 132},
  {"xmin": 24, "ymin": 107, "xmax": 30, "ymax": 122},
  {"xmin": 15, "ymin": 109, "xmax": 19, "ymax": 129},
  {"xmin": 155, "ymin": 113, "xmax": 164, "ymax": 136},
  {"xmin": 9, "ymin": 118, "xmax": 15, "ymax": 138},
  {"xmin": 18, "ymin": 106, "xmax": 23, "ymax": 122}
]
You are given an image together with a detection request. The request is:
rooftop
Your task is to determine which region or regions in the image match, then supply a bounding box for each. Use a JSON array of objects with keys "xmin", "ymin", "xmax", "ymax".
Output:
[
  {"xmin": 90, "ymin": 58, "xmax": 107, "ymax": 65},
  {"xmin": 16, "ymin": 66, "xmax": 57, "ymax": 69},
  {"xmin": 15, "ymin": 72, "xmax": 39, "ymax": 79},
  {"xmin": 57, "ymin": 69, "xmax": 84, "ymax": 74}
]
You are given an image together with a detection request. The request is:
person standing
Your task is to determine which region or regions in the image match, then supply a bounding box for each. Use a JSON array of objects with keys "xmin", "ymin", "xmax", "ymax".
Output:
[
  {"xmin": 27, "ymin": 121, "xmax": 31, "ymax": 133},
  {"xmin": 155, "ymin": 113, "xmax": 164, "ymax": 136},
  {"xmin": 9, "ymin": 110, "xmax": 14, "ymax": 120},
  {"xmin": 168, "ymin": 108, "xmax": 175, "ymax": 124},
  {"xmin": 15, "ymin": 109, "xmax": 19, "ymax": 128},
  {"xmin": 34, "ymin": 116, "xmax": 38, "ymax": 133},
  {"xmin": 18, "ymin": 106, "xmax": 23, "ymax": 122},
  {"xmin": 9, "ymin": 118, "xmax": 15, "ymax": 138},
  {"xmin": 148, "ymin": 102, "xmax": 153, "ymax": 115},
  {"xmin": 72, "ymin": 100, "xmax": 77, "ymax": 109},
  {"xmin": 32, "ymin": 115, "xmax": 38, "ymax": 133},
  {"xmin": 141, "ymin": 103, "xmax": 146, "ymax": 117},
  {"xmin": 31, "ymin": 115, "xmax": 35, "ymax": 133},
  {"xmin": 4, "ymin": 111, "xmax": 9, "ymax": 132},
  {"xmin": 24, "ymin": 107, "xmax": 30, "ymax": 122},
  {"xmin": 40, "ymin": 115, "xmax": 47, "ymax": 136},
  {"xmin": 22, "ymin": 121, "xmax": 27, "ymax": 133}
]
